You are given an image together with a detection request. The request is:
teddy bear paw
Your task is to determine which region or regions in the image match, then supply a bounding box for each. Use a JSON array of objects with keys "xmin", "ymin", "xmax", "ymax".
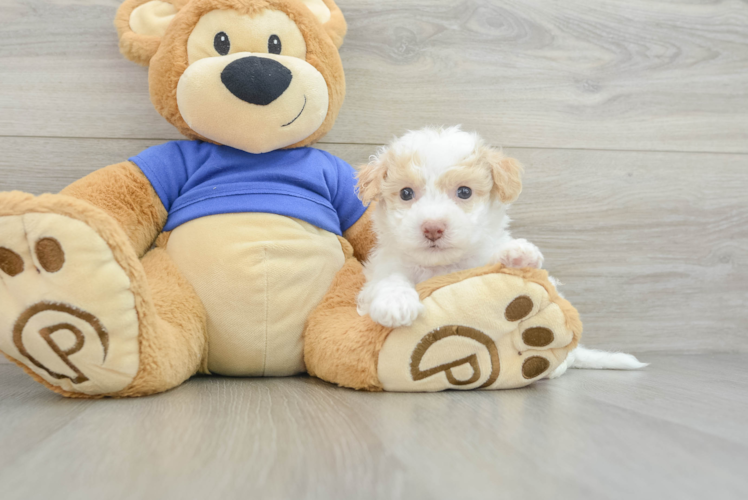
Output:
[
  {"xmin": 376, "ymin": 270, "xmax": 579, "ymax": 391},
  {"xmin": 0, "ymin": 196, "xmax": 141, "ymax": 396}
]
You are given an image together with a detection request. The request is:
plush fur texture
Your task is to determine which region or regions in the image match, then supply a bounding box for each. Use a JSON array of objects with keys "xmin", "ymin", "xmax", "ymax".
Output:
[
  {"xmin": 135, "ymin": 247, "xmax": 209, "ymax": 386},
  {"xmin": 418, "ymin": 263, "xmax": 582, "ymax": 342},
  {"xmin": 341, "ymin": 204, "xmax": 377, "ymax": 262},
  {"xmin": 304, "ymin": 246, "xmax": 391, "ymax": 391},
  {"xmin": 115, "ymin": 0, "xmax": 176, "ymax": 67},
  {"xmin": 61, "ymin": 162, "xmax": 168, "ymax": 258},
  {"xmin": 356, "ymin": 127, "xmax": 545, "ymax": 327}
]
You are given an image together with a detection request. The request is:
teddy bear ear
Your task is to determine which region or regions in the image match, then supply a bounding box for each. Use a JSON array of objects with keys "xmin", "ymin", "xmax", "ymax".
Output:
[
  {"xmin": 115, "ymin": 0, "xmax": 183, "ymax": 67},
  {"xmin": 300, "ymin": 0, "xmax": 348, "ymax": 49}
]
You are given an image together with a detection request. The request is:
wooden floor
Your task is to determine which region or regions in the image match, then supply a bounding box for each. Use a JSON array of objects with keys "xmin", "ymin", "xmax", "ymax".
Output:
[
  {"xmin": 1, "ymin": 0, "xmax": 747, "ymax": 498},
  {"xmin": 1, "ymin": 354, "xmax": 747, "ymax": 500}
]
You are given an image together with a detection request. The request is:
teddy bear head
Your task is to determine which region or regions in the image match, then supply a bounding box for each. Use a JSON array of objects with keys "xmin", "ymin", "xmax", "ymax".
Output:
[{"xmin": 115, "ymin": 0, "xmax": 347, "ymax": 154}]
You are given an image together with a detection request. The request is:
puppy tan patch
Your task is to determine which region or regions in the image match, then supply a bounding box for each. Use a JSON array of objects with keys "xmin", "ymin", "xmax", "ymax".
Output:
[
  {"xmin": 435, "ymin": 165, "xmax": 493, "ymax": 210},
  {"xmin": 358, "ymin": 150, "xmax": 424, "ymax": 206}
]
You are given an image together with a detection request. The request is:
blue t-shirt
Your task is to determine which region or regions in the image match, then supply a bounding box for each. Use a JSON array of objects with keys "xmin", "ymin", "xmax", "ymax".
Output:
[{"xmin": 129, "ymin": 141, "xmax": 367, "ymax": 235}]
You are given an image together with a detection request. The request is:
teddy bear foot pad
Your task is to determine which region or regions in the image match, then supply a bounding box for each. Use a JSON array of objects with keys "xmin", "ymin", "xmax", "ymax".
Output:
[
  {"xmin": 0, "ymin": 206, "xmax": 140, "ymax": 395},
  {"xmin": 377, "ymin": 272, "xmax": 576, "ymax": 391}
]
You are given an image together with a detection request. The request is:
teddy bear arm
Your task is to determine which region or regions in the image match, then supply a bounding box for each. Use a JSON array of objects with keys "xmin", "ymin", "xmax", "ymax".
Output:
[
  {"xmin": 60, "ymin": 161, "xmax": 168, "ymax": 257},
  {"xmin": 342, "ymin": 203, "xmax": 376, "ymax": 262}
]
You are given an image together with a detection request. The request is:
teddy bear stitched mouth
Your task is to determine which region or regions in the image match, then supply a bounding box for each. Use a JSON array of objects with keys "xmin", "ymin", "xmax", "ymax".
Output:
[{"xmin": 282, "ymin": 95, "xmax": 307, "ymax": 127}]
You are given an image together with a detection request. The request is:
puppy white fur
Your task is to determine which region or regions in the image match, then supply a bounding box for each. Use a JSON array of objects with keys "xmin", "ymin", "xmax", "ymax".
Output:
[
  {"xmin": 356, "ymin": 126, "xmax": 543, "ymax": 328},
  {"xmin": 356, "ymin": 126, "xmax": 647, "ymax": 374}
]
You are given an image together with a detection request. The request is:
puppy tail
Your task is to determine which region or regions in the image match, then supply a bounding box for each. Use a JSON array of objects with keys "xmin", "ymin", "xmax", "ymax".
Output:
[{"xmin": 568, "ymin": 345, "xmax": 648, "ymax": 370}]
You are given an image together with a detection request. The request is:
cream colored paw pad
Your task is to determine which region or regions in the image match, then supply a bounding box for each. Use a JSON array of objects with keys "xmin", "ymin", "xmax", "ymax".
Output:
[
  {"xmin": 377, "ymin": 272, "xmax": 571, "ymax": 392},
  {"xmin": 0, "ymin": 213, "xmax": 140, "ymax": 395},
  {"xmin": 410, "ymin": 325, "xmax": 500, "ymax": 389}
]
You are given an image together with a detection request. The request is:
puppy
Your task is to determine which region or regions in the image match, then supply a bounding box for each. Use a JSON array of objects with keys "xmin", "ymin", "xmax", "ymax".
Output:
[
  {"xmin": 355, "ymin": 126, "xmax": 543, "ymax": 328},
  {"xmin": 355, "ymin": 126, "xmax": 648, "ymax": 377}
]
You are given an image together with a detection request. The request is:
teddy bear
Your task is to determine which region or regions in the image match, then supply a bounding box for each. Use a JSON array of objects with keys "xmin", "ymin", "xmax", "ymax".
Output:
[{"xmin": 0, "ymin": 0, "xmax": 581, "ymax": 397}]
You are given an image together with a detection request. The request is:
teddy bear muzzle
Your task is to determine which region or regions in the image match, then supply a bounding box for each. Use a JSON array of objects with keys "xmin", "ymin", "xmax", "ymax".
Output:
[{"xmin": 176, "ymin": 51, "xmax": 329, "ymax": 154}]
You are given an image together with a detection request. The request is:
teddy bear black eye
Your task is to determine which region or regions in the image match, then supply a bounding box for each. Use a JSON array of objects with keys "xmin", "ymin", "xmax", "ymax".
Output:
[
  {"xmin": 400, "ymin": 188, "xmax": 415, "ymax": 201},
  {"xmin": 214, "ymin": 32, "xmax": 230, "ymax": 55},
  {"xmin": 268, "ymin": 34, "xmax": 282, "ymax": 55},
  {"xmin": 457, "ymin": 186, "xmax": 472, "ymax": 199}
]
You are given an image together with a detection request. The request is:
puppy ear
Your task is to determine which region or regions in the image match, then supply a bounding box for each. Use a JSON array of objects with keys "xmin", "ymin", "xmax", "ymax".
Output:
[
  {"xmin": 301, "ymin": 0, "xmax": 348, "ymax": 48},
  {"xmin": 115, "ymin": 0, "xmax": 181, "ymax": 67},
  {"xmin": 356, "ymin": 153, "xmax": 388, "ymax": 206},
  {"xmin": 484, "ymin": 147, "xmax": 524, "ymax": 204}
]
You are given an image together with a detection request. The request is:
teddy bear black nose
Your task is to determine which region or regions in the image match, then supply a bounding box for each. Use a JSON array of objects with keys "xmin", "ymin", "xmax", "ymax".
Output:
[{"xmin": 221, "ymin": 56, "xmax": 292, "ymax": 106}]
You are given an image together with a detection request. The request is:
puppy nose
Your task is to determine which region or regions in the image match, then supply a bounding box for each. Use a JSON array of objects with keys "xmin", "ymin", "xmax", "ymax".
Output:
[
  {"xmin": 221, "ymin": 56, "xmax": 292, "ymax": 106},
  {"xmin": 422, "ymin": 220, "xmax": 447, "ymax": 242}
]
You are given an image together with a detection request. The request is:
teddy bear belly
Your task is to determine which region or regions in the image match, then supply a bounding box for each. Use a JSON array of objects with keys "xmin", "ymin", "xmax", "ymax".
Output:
[{"xmin": 164, "ymin": 212, "xmax": 346, "ymax": 376}]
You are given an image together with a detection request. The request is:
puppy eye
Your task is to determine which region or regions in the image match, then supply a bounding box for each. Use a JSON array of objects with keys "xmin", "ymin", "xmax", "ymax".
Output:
[
  {"xmin": 268, "ymin": 34, "xmax": 282, "ymax": 54},
  {"xmin": 214, "ymin": 32, "xmax": 230, "ymax": 55},
  {"xmin": 400, "ymin": 188, "xmax": 415, "ymax": 201},
  {"xmin": 457, "ymin": 186, "xmax": 472, "ymax": 199}
]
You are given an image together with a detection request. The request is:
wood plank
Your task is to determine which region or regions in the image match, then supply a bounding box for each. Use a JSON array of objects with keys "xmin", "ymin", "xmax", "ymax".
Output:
[
  {"xmin": 0, "ymin": 355, "xmax": 747, "ymax": 499},
  {"xmin": 510, "ymin": 147, "xmax": 748, "ymax": 354},
  {"xmin": 0, "ymin": 362, "xmax": 94, "ymax": 469},
  {"xmin": 551, "ymin": 353, "xmax": 748, "ymax": 446},
  {"xmin": 0, "ymin": 136, "xmax": 746, "ymax": 355},
  {"xmin": 341, "ymin": 357, "xmax": 748, "ymax": 500},
  {"xmin": 0, "ymin": 0, "xmax": 747, "ymax": 152}
]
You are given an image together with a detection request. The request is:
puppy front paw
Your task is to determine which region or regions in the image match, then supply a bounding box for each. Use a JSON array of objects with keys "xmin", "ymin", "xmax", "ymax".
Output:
[
  {"xmin": 493, "ymin": 238, "xmax": 544, "ymax": 269},
  {"xmin": 368, "ymin": 287, "xmax": 424, "ymax": 328}
]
